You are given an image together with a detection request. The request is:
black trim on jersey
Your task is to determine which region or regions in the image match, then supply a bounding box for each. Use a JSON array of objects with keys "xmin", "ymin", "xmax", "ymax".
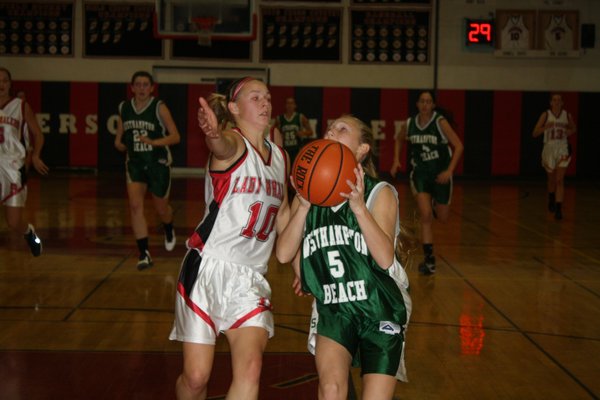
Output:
[
  {"xmin": 194, "ymin": 200, "xmax": 220, "ymax": 245},
  {"xmin": 208, "ymin": 148, "xmax": 248, "ymax": 175},
  {"xmin": 178, "ymin": 249, "xmax": 202, "ymax": 296}
]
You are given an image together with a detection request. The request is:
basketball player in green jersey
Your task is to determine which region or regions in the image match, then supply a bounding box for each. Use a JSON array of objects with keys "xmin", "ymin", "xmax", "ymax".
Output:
[
  {"xmin": 392, "ymin": 90, "xmax": 463, "ymax": 275},
  {"xmin": 114, "ymin": 71, "xmax": 181, "ymax": 270},
  {"xmin": 277, "ymin": 115, "xmax": 411, "ymax": 400},
  {"xmin": 274, "ymin": 97, "xmax": 313, "ymax": 165}
]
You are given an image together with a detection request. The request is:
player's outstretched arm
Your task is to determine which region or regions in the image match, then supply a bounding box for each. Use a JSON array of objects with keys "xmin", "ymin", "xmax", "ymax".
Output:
[{"xmin": 198, "ymin": 97, "xmax": 240, "ymax": 162}]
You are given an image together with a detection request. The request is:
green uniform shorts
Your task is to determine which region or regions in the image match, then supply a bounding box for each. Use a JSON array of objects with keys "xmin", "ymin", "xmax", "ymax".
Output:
[
  {"xmin": 126, "ymin": 159, "xmax": 171, "ymax": 198},
  {"xmin": 316, "ymin": 306, "xmax": 405, "ymax": 377},
  {"xmin": 410, "ymin": 167, "xmax": 452, "ymax": 205}
]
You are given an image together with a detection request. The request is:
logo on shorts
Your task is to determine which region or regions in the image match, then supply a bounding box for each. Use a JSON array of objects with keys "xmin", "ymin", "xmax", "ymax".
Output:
[{"xmin": 379, "ymin": 321, "xmax": 401, "ymax": 335}]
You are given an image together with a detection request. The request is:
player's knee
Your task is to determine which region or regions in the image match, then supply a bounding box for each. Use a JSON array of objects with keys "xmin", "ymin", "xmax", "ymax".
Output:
[
  {"xmin": 319, "ymin": 381, "xmax": 346, "ymax": 400},
  {"xmin": 236, "ymin": 355, "xmax": 263, "ymax": 384},
  {"xmin": 129, "ymin": 201, "xmax": 144, "ymax": 215},
  {"xmin": 420, "ymin": 210, "xmax": 433, "ymax": 224},
  {"xmin": 181, "ymin": 369, "xmax": 210, "ymax": 393}
]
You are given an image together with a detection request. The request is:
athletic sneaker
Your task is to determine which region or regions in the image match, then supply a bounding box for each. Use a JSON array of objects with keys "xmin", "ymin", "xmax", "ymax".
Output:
[
  {"xmin": 418, "ymin": 256, "xmax": 436, "ymax": 275},
  {"xmin": 555, "ymin": 208, "xmax": 563, "ymax": 220},
  {"xmin": 548, "ymin": 193, "xmax": 556, "ymax": 213},
  {"xmin": 24, "ymin": 224, "xmax": 42, "ymax": 257},
  {"xmin": 137, "ymin": 250, "xmax": 153, "ymax": 271},
  {"xmin": 164, "ymin": 227, "xmax": 176, "ymax": 251}
]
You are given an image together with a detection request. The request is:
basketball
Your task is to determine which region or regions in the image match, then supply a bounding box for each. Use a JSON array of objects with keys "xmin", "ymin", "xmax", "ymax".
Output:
[{"xmin": 292, "ymin": 139, "xmax": 358, "ymax": 207}]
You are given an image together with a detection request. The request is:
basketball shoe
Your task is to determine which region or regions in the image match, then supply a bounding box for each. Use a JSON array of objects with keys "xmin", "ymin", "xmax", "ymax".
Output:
[
  {"xmin": 418, "ymin": 256, "xmax": 436, "ymax": 275},
  {"xmin": 24, "ymin": 224, "xmax": 42, "ymax": 257},
  {"xmin": 164, "ymin": 226, "xmax": 176, "ymax": 251},
  {"xmin": 548, "ymin": 193, "xmax": 556, "ymax": 213},
  {"xmin": 555, "ymin": 204, "xmax": 563, "ymax": 220},
  {"xmin": 137, "ymin": 250, "xmax": 153, "ymax": 271}
]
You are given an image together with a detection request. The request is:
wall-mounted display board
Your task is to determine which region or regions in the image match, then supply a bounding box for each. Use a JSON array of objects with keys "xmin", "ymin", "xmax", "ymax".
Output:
[
  {"xmin": 494, "ymin": 9, "xmax": 580, "ymax": 58},
  {"xmin": 260, "ymin": 6, "xmax": 342, "ymax": 62},
  {"xmin": 84, "ymin": 2, "xmax": 162, "ymax": 58},
  {"xmin": 538, "ymin": 10, "xmax": 578, "ymax": 51},
  {"xmin": 350, "ymin": 9, "xmax": 430, "ymax": 64},
  {"xmin": 495, "ymin": 9, "xmax": 535, "ymax": 51},
  {"xmin": 0, "ymin": 2, "xmax": 73, "ymax": 56}
]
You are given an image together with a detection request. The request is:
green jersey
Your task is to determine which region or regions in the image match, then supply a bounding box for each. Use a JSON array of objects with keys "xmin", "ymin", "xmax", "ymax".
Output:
[
  {"xmin": 301, "ymin": 175, "xmax": 409, "ymax": 325},
  {"xmin": 407, "ymin": 111, "xmax": 452, "ymax": 173},
  {"xmin": 119, "ymin": 97, "xmax": 172, "ymax": 165},
  {"xmin": 278, "ymin": 112, "xmax": 304, "ymax": 161}
]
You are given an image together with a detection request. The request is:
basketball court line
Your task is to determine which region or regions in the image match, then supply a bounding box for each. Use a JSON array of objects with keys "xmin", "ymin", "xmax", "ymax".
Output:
[
  {"xmin": 532, "ymin": 256, "xmax": 600, "ymax": 299},
  {"xmin": 441, "ymin": 253, "xmax": 597, "ymax": 399},
  {"xmin": 62, "ymin": 251, "xmax": 134, "ymax": 321},
  {"xmin": 460, "ymin": 192, "xmax": 600, "ymax": 266}
]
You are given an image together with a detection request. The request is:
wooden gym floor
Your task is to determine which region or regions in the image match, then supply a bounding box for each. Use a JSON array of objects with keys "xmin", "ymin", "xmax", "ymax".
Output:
[{"xmin": 0, "ymin": 171, "xmax": 599, "ymax": 399}]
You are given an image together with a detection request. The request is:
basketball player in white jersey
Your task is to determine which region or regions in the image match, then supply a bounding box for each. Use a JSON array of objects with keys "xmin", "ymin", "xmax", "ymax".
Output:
[
  {"xmin": 532, "ymin": 93, "xmax": 575, "ymax": 220},
  {"xmin": 544, "ymin": 14, "xmax": 573, "ymax": 51},
  {"xmin": 0, "ymin": 67, "xmax": 48, "ymax": 256},
  {"xmin": 501, "ymin": 15, "xmax": 530, "ymax": 50},
  {"xmin": 169, "ymin": 77, "xmax": 290, "ymax": 400}
]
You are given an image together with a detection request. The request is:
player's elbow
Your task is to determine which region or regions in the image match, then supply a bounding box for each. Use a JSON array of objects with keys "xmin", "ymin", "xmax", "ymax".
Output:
[
  {"xmin": 275, "ymin": 243, "xmax": 295, "ymax": 264},
  {"xmin": 275, "ymin": 247, "xmax": 291, "ymax": 264}
]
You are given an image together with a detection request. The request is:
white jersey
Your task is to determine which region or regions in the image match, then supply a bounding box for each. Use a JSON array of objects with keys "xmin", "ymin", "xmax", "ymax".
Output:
[
  {"xmin": 501, "ymin": 15, "xmax": 530, "ymax": 50},
  {"xmin": 544, "ymin": 15, "xmax": 573, "ymax": 51},
  {"xmin": 0, "ymin": 97, "xmax": 27, "ymax": 166},
  {"xmin": 541, "ymin": 109, "xmax": 571, "ymax": 172},
  {"xmin": 186, "ymin": 128, "xmax": 287, "ymax": 274},
  {"xmin": 0, "ymin": 97, "xmax": 29, "ymax": 206},
  {"xmin": 543, "ymin": 109, "xmax": 569, "ymax": 144}
]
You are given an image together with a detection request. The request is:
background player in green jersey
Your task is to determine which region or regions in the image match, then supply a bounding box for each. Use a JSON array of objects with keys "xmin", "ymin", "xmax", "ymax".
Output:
[
  {"xmin": 274, "ymin": 97, "xmax": 314, "ymax": 165},
  {"xmin": 277, "ymin": 115, "xmax": 411, "ymax": 400},
  {"xmin": 114, "ymin": 71, "xmax": 181, "ymax": 270},
  {"xmin": 391, "ymin": 90, "xmax": 463, "ymax": 275}
]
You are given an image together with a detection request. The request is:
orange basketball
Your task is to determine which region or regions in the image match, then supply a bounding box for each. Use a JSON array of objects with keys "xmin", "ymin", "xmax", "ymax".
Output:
[{"xmin": 292, "ymin": 139, "xmax": 358, "ymax": 207}]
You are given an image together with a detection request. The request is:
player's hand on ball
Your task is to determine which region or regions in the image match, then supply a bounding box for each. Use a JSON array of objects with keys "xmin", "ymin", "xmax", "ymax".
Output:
[
  {"xmin": 198, "ymin": 97, "xmax": 220, "ymax": 138},
  {"xmin": 289, "ymin": 177, "xmax": 311, "ymax": 209},
  {"xmin": 342, "ymin": 164, "xmax": 366, "ymax": 212}
]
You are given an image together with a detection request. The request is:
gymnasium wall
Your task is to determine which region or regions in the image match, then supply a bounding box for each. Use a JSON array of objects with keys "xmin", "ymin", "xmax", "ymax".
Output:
[
  {"xmin": 3, "ymin": 0, "xmax": 600, "ymax": 177},
  {"xmin": 13, "ymin": 80, "xmax": 600, "ymax": 178},
  {"xmin": 3, "ymin": 0, "xmax": 600, "ymax": 90}
]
